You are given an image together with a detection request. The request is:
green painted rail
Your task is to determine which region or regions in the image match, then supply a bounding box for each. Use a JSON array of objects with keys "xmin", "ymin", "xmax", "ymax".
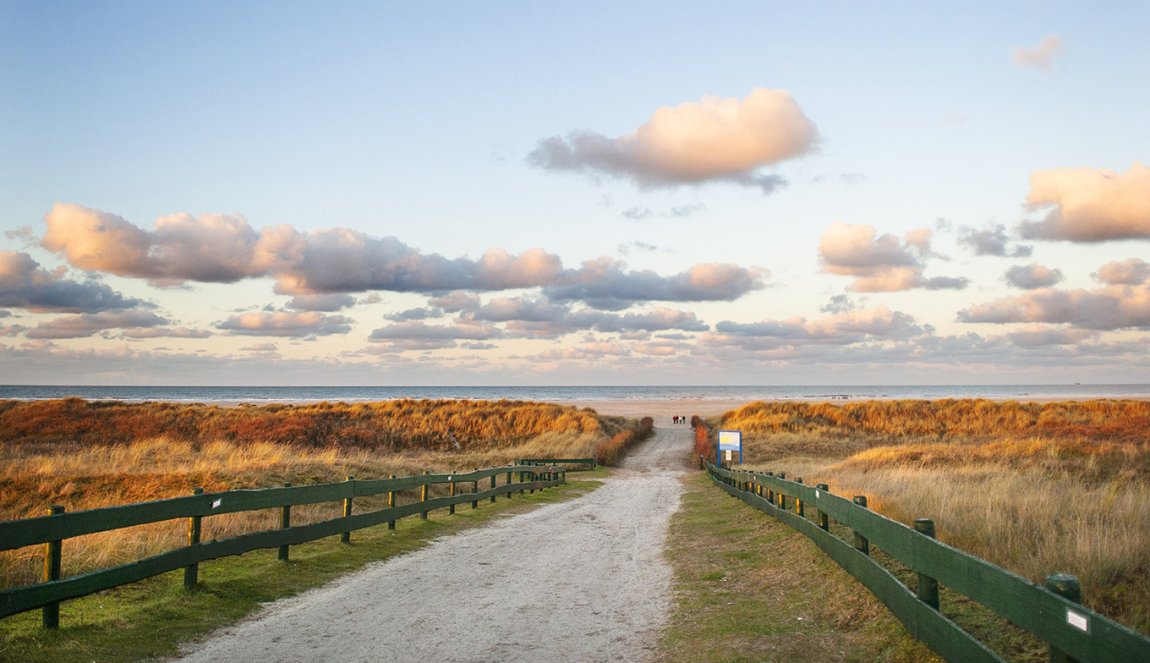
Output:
[
  {"xmin": 517, "ymin": 457, "xmax": 596, "ymax": 470},
  {"xmin": 0, "ymin": 464, "xmax": 565, "ymax": 625},
  {"xmin": 705, "ymin": 460, "xmax": 1150, "ymax": 663}
]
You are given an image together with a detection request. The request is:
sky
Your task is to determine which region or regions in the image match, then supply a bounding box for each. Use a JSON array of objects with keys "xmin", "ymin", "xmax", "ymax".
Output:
[{"xmin": 2, "ymin": 1, "xmax": 1149, "ymax": 386}]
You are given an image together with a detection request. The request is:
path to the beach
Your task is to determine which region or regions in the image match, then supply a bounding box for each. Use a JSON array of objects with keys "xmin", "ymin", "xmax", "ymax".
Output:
[{"xmin": 174, "ymin": 424, "xmax": 691, "ymax": 663}]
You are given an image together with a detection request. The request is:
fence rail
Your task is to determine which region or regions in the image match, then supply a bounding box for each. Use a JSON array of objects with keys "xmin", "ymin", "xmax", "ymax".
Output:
[
  {"xmin": 704, "ymin": 460, "xmax": 1150, "ymax": 663},
  {"xmin": 517, "ymin": 457, "xmax": 596, "ymax": 470},
  {"xmin": 1, "ymin": 463, "xmax": 565, "ymax": 626}
]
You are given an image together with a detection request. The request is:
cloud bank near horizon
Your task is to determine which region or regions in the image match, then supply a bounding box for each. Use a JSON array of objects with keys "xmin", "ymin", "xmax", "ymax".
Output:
[{"xmin": 39, "ymin": 204, "xmax": 766, "ymax": 309}]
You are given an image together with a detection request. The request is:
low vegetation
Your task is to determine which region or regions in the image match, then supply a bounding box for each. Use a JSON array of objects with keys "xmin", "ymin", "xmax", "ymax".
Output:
[
  {"xmin": 656, "ymin": 473, "xmax": 936, "ymax": 662},
  {"xmin": 715, "ymin": 399, "xmax": 1150, "ymax": 636},
  {"xmin": 0, "ymin": 399, "xmax": 637, "ymax": 591},
  {"xmin": 594, "ymin": 416, "xmax": 654, "ymax": 466},
  {"xmin": 0, "ymin": 398, "xmax": 613, "ymax": 450}
]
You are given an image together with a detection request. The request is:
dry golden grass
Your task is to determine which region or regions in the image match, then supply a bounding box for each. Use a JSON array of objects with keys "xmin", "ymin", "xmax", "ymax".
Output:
[
  {"xmin": 0, "ymin": 398, "xmax": 614, "ymax": 450},
  {"xmin": 0, "ymin": 399, "xmax": 628, "ymax": 590},
  {"xmin": 723, "ymin": 398, "xmax": 1150, "ymax": 442},
  {"xmin": 724, "ymin": 399, "xmax": 1150, "ymax": 634}
]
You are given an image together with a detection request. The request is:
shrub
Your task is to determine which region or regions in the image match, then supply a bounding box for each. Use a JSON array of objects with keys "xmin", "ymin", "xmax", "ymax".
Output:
[{"xmin": 594, "ymin": 417, "xmax": 654, "ymax": 466}]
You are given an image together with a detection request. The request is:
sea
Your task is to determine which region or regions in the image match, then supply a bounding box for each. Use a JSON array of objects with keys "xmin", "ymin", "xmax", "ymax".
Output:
[{"xmin": 0, "ymin": 384, "xmax": 1148, "ymax": 404}]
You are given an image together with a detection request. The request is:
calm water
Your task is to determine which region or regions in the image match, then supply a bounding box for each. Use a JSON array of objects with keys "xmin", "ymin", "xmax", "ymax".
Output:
[{"xmin": 1, "ymin": 384, "xmax": 1148, "ymax": 403}]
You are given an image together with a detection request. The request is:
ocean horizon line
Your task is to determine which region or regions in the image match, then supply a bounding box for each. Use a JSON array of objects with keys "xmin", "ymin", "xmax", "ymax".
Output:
[{"xmin": 2, "ymin": 383, "xmax": 1150, "ymax": 404}]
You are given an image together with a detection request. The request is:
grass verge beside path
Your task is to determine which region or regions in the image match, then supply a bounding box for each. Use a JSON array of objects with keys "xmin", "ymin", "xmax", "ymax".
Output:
[
  {"xmin": 656, "ymin": 473, "xmax": 938, "ymax": 663},
  {"xmin": 0, "ymin": 472, "xmax": 606, "ymax": 663}
]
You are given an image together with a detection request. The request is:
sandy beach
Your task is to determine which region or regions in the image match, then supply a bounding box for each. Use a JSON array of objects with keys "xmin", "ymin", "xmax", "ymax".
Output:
[{"xmin": 557, "ymin": 399, "xmax": 754, "ymax": 419}]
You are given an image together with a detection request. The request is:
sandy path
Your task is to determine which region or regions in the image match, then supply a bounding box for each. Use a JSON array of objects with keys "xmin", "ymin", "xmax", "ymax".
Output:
[{"xmin": 174, "ymin": 426, "xmax": 691, "ymax": 663}]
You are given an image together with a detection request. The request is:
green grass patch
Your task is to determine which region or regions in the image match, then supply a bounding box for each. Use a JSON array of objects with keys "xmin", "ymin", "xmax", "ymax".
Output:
[
  {"xmin": 0, "ymin": 475, "xmax": 602, "ymax": 663},
  {"xmin": 655, "ymin": 473, "xmax": 940, "ymax": 663}
]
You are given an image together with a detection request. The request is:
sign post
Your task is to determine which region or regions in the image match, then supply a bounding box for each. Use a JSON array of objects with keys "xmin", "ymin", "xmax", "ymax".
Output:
[{"xmin": 718, "ymin": 429, "xmax": 742, "ymax": 467}]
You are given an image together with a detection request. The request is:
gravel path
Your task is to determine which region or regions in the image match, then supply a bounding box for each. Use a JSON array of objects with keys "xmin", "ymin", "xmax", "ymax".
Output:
[{"xmin": 174, "ymin": 425, "xmax": 692, "ymax": 663}]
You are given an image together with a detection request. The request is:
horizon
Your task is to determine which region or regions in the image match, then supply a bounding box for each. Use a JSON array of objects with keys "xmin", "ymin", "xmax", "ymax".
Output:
[{"xmin": 3, "ymin": 3, "xmax": 1149, "ymax": 385}]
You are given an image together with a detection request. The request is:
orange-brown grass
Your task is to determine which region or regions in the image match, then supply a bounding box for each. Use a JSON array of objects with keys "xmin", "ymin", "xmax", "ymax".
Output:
[
  {"xmin": 594, "ymin": 416, "xmax": 654, "ymax": 465},
  {"xmin": 0, "ymin": 399, "xmax": 632, "ymax": 590},
  {"xmin": 0, "ymin": 398, "xmax": 610, "ymax": 450},
  {"xmin": 728, "ymin": 399, "xmax": 1150, "ymax": 635},
  {"xmin": 722, "ymin": 398, "xmax": 1150, "ymax": 442}
]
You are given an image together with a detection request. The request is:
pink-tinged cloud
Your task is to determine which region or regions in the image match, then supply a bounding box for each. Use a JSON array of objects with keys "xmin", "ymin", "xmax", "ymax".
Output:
[
  {"xmin": 529, "ymin": 88, "xmax": 817, "ymax": 193},
  {"xmin": 25, "ymin": 309, "xmax": 169, "ymax": 339},
  {"xmin": 958, "ymin": 282, "xmax": 1150, "ymax": 330},
  {"xmin": 1005, "ymin": 326, "xmax": 1096, "ymax": 347},
  {"xmin": 0, "ymin": 250, "xmax": 144, "ymax": 312},
  {"xmin": 367, "ymin": 320, "xmax": 502, "ymax": 351},
  {"xmin": 1095, "ymin": 258, "xmax": 1150, "ymax": 285},
  {"xmin": 41, "ymin": 205, "xmax": 759, "ymax": 307},
  {"xmin": 713, "ymin": 306, "xmax": 926, "ymax": 347},
  {"xmin": 1012, "ymin": 35, "xmax": 1064, "ymax": 71},
  {"xmin": 958, "ymin": 224, "xmax": 1033, "ymax": 257},
  {"xmin": 120, "ymin": 327, "xmax": 213, "ymax": 339},
  {"xmin": 217, "ymin": 310, "xmax": 353, "ymax": 337},
  {"xmin": 546, "ymin": 258, "xmax": 765, "ymax": 309},
  {"xmin": 41, "ymin": 204, "xmax": 278, "ymax": 284},
  {"xmin": 1019, "ymin": 163, "xmax": 1150, "ymax": 241},
  {"xmin": 818, "ymin": 223, "xmax": 968, "ymax": 292},
  {"xmin": 1004, "ymin": 263, "xmax": 1064, "ymax": 290}
]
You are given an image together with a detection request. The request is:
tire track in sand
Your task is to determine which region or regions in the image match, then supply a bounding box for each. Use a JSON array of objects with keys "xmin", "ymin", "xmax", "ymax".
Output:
[{"xmin": 175, "ymin": 425, "xmax": 691, "ymax": 663}]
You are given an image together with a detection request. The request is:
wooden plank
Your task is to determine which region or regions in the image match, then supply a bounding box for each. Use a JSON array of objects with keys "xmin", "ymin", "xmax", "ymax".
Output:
[
  {"xmin": 710, "ymin": 472, "xmax": 1005, "ymax": 663},
  {"xmin": 709, "ymin": 466, "xmax": 1150, "ymax": 663}
]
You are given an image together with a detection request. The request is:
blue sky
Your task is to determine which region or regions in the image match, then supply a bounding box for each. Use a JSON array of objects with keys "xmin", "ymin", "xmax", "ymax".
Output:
[{"xmin": 2, "ymin": 2, "xmax": 1149, "ymax": 385}]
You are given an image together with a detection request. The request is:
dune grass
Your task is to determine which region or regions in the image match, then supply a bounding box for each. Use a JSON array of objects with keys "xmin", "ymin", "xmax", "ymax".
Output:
[
  {"xmin": 714, "ymin": 399, "xmax": 1150, "ymax": 636},
  {"xmin": 0, "ymin": 399, "xmax": 631, "ymax": 590}
]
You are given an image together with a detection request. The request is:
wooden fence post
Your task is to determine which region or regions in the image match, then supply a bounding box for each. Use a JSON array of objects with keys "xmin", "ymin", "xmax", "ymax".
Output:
[
  {"xmin": 449, "ymin": 472, "xmax": 457, "ymax": 515},
  {"xmin": 278, "ymin": 483, "xmax": 291, "ymax": 561},
  {"xmin": 471, "ymin": 468, "xmax": 479, "ymax": 508},
  {"xmin": 420, "ymin": 471, "xmax": 430, "ymax": 520},
  {"xmin": 42, "ymin": 505, "xmax": 65, "ymax": 629},
  {"xmin": 766, "ymin": 472, "xmax": 774, "ymax": 504},
  {"xmin": 816, "ymin": 483, "xmax": 830, "ymax": 531},
  {"xmin": 795, "ymin": 477, "xmax": 805, "ymax": 517},
  {"xmin": 505, "ymin": 467, "xmax": 513, "ymax": 498},
  {"xmin": 1046, "ymin": 573, "xmax": 1083, "ymax": 663},
  {"xmin": 387, "ymin": 474, "xmax": 397, "ymax": 531},
  {"xmin": 913, "ymin": 519, "xmax": 940, "ymax": 610},
  {"xmin": 490, "ymin": 473, "xmax": 497, "ymax": 503},
  {"xmin": 342, "ymin": 476, "xmax": 355, "ymax": 542},
  {"xmin": 777, "ymin": 472, "xmax": 787, "ymax": 510},
  {"xmin": 852, "ymin": 496, "xmax": 870, "ymax": 555},
  {"xmin": 184, "ymin": 488, "xmax": 204, "ymax": 588}
]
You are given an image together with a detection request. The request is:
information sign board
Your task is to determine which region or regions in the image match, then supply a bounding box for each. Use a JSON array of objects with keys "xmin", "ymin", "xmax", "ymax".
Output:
[{"xmin": 717, "ymin": 429, "xmax": 742, "ymax": 465}]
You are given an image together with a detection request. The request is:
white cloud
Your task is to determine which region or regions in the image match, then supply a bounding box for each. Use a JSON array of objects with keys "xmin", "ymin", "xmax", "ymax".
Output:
[
  {"xmin": 25, "ymin": 309, "xmax": 169, "ymax": 339},
  {"xmin": 1094, "ymin": 258, "xmax": 1150, "ymax": 286},
  {"xmin": 529, "ymin": 88, "xmax": 816, "ymax": 192},
  {"xmin": 958, "ymin": 282, "xmax": 1150, "ymax": 330},
  {"xmin": 1004, "ymin": 264, "xmax": 1064, "ymax": 290},
  {"xmin": 1019, "ymin": 163, "xmax": 1150, "ymax": 242},
  {"xmin": 0, "ymin": 250, "xmax": 144, "ymax": 312},
  {"xmin": 217, "ymin": 310, "xmax": 354, "ymax": 337},
  {"xmin": 1012, "ymin": 35, "xmax": 1064, "ymax": 71},
  {"xmin": 818, "ymin": 223, "xmax": 968, "ymax": 292}
]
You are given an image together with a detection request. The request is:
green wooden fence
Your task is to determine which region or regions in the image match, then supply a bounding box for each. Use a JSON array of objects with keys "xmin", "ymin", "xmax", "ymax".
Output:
[
  {"xmin": 704, "ymin": 460, "xmax": 1150, "ymax": 663},
  {"xmin": 517, "ymin": 457, "xmax": 597, "ymax": 470},
  {"xmin": 0, "ymin": 464, "xmax": 565, "ymax": 628}
]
